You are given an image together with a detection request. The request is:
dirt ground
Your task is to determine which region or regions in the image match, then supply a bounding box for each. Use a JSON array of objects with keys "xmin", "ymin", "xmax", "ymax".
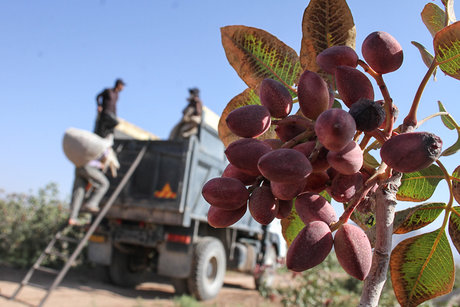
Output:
[{"xmin": 0, "ymin": 266, "xmax": 282, "ymax": 307}]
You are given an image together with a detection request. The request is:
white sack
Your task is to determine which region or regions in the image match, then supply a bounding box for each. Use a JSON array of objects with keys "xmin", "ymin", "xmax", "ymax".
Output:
[{"xmin": 62, "ymin": 127, "xmax": 113, "ymax": 167}]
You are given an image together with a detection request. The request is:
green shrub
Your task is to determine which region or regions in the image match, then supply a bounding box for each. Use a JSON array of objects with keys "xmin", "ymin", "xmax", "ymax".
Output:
[
  {"xmin": 173, "ymin": 295, "xmax": 203, "ymax": 307},
  {"xmin": 260, "ymin": 254, "xmax": 397, "ymax": 307},
  {"xmin": 259, "ymin": 253, "xmax": 460, "ymax": 306},
  {"xmin": 0, "ymin": 183, "xmax": 70, "ymax": 267}
]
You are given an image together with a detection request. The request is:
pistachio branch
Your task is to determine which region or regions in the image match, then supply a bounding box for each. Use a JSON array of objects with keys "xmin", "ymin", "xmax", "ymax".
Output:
[
  {"xmin": 247, "ymin": 176, "xmax": 265, "ymax": 194},
  {"xmin": 403, "ymin": 59, "xmax": 438, "ymax": 129},
  {"xmin": 359, "ymin": 171, "xmax": 402, "ymax": 307},
  {"xmin": 359, "ymin": 120, "xmax": 414, "ymax": 306},
  {"xmin": 280, "ymin": 129, "xmax": 315, "ymax": 148},
  {"xmin": 306, "ymin": 140, "xmax": 323, "ymax": 166},
  {"xmin": 358, "ymin": 60, "xmax": 395, "ymax": 138},
  {"xmin": 366, "ymin": 129, "xmax": 388, "ymax": 145},
  {"xmin": 436, "ymin": 159, "xmax": 454, "ymax": 230},
  {"xmin": 359, "ymin": 133, "xmax": 372, "ymax": 150},
  {"xmin": 329, "ymin": 175, "xmax": 380, "ymax": 232}
]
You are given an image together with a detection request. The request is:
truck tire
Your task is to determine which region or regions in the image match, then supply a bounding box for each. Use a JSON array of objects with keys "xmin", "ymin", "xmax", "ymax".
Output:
[
  {"xmin": 187, "ymin": 237, "xmax": 226, "ymax": 300},
  {"xmin": 254, "ymin": 244, "xmax": 278, "ymax": 290},
  {"xmin": 109, "ymin": 248, "xmax": 145, "ymax": 287}
]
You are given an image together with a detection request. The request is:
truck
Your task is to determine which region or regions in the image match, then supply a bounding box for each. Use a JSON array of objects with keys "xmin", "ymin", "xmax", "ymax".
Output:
[{"xmin": 87, "ymin": 106, "xmax": 282, "ymax": 300}]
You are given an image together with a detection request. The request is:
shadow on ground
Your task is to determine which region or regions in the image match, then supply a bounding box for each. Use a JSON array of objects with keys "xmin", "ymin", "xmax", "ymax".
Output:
[
  {"xmin": 1, "ymin": 265, "xmax": 176, "ymax": 301},
  {"xmin": 0, "ymin": 264, "xmax": 257, "ymax": 306}
]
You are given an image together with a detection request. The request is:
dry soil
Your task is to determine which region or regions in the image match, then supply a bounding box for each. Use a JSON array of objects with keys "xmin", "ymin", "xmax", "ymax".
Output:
[{"xmin": 0, "ymin": 266, "xmax": 281, "ymax": 307}]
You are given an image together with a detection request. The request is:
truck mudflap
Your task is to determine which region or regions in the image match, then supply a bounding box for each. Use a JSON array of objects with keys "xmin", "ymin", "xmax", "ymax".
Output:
[
  {"xmin": 88, "ymin": 238, "xmax": 112, "ymax": 266},
  {"xmin": 157, "ymin": 240, "xmax": 193, "ymax": 278}
]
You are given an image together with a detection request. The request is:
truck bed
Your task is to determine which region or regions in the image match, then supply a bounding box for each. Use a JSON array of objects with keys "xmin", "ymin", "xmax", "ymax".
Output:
[
  {"xmin": 101, "ymin": 116, "xmax": 263, "ymax": 234},
  {"xmin": 103, "ymin": 138, "xmax": 193, "ymax": 225}
]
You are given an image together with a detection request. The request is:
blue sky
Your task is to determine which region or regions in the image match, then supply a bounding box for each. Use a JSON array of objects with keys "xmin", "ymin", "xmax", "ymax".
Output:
[{"xmin": 1, "ymin": 0, "xmax": 459, "ymax": 207}]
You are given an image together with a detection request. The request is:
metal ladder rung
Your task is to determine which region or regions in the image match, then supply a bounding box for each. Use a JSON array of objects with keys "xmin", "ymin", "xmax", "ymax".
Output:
[
  {"xmin": 9, "ymin": 144, "xmax": 149, "ymax": 307},
  {"xmin": 35, "ymin": 266, "xmax": 59, "ymax": 275},
  {"xmin": 46, "ymin": 250, "xmax": 69, "ymax": 261},
  {"xmin": 27, "ymin": 282, "xmax": 49, "ymax": 290},
  {"xmin": 56, "ymin": 236, "xmax": 80, "ymax": 244}
]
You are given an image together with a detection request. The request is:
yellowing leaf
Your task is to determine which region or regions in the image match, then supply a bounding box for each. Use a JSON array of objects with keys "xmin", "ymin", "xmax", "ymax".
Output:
[
  {"xmin": 449, "ymin": 207, "xmax": 460, "ymax": 254},
  {"xmin": 280, "ymin": 206, "xmax": 304, "ymax": 247},
  {"xmin": 300, "ymin": 0, "xmax": 356, "ymax": 72},
  {"xmin": 217, "ymin": 88, "xmax": 277, "ymax": 148},
  {"xmin": 396, "ymin": 165, "xmax": 444, "ymax": 202},
  {"xmin": 434, "ymin": 21, "xmax": 460, "ymax": 80},
  {"xmin": 221, "ymin": 25, "xmax": 302, "ymax": 90},
  {"xmin": 390, "ymin": 229, "xmax": 455, "ymax": 307},
  {"xmin": 421, "ymin": 3, "xmax": 447, "ymax": 37},
  {"xmin": 393, "ymin": 203, "xmax": 445, "ymax": 234}
]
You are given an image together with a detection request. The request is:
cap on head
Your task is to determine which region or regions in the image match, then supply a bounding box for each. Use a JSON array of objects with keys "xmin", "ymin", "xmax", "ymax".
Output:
[
  {"xmin": 115, "ymin": 79, "xmax": 126, "ymax": 87},
  {"xmin": 188, "ymin": 87, "xmax": 199, "ymax": 95}
]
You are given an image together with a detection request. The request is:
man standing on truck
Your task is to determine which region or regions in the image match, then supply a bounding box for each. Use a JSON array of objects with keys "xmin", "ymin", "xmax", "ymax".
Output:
[
  {"xmin": 94, "ymin": 78, "xmax": 125, "ymax": 138},
  {"xmin": 169, "ymin": 88, "xmax": 203, "ymax": 140}
]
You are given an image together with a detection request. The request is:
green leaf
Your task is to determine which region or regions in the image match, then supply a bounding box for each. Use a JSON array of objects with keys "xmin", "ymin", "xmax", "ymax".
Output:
[
  {"xmin": 393, "ymin": 203, "xmax": 446, "ymax": 234},
  {"xmin": 218, "ymin": 88, "xmax": 277, "ymax": 147},
  {"xmin": 351, "ymin": 205, "xmax": 376, "ymax": 229},
  {"xmin": 363, "ymin": 151, "xmax": 380, "ymax": 169},
  {"xmin": 433, "ymin": 21, "xmax": 460, "ymax": 80},
  {"xmin": 332, "ymin": 99, "xmax": 342, "ymax": 109},
  {"xmin": 443, "ymin": 139, "xmax": 460, "ymax": 156},
  {"xmin": 396, "ymin": 164, "xmax": 444, "ymax": 202},
  {"xmin": 437, "ymin": 101, "xmax": 460, "ymax": 156},
  {"xmin": 221, "ymin": 25, "xmax": 302, "ymax": 90},
  {"xmin": 280, "ymin": 206, "xmax": 304, "ymax": 247},
  {"xmin": 319, "ymin": 190, "xmax": 331, "ymax": 203},
  {"xmin": 449, "ymin": 207, "xmax": 460, "ymax": 254},
  {"xmin": 438, "ymin": 100, "xmax": 458, "ymax": 130},
  {"xmin": 442, "ymin": 137, "xmax": 460, "ymax": 156},
  {"xmin": 300, "ymin": 0, "xmax": 356, "ymax": 72},
  {"xmin": 343, "ymin": 197, "xmax": 376, "ymax": 230},
  {"xmin": 390, "ymin": 229, "xmax": 455, "ymax": 307},
  {"xmin": 411, "ymin": 41, "xmax": 438, "ymax": 80},
  {"xmin": 452, "ymin": 166, "xmax": 460, "ymax": 204},
  {"xmin": 421, "ymin": 3, "xmax": 447, "ymax": 37},
  {"xmin": 411, "ymin": 41, "xmax": 435, "ymax": 67}
]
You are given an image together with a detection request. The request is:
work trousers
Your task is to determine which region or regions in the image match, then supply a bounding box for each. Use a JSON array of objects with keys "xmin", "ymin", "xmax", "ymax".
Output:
[{"xmin": 69, "ymin": 165, "xmax": 109, "ymax": 220}]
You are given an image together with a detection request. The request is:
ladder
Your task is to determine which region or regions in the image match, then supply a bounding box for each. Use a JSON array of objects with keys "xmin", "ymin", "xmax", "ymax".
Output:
[{"xmin": 10, "ymin": 144, "xmax": 148, "ymax": 307}]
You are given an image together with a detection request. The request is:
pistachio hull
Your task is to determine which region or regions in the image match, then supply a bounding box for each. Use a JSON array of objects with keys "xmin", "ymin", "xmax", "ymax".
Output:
[{"xmin": 380, "ymin": 132, "xmax": 442, "ymax": 173}]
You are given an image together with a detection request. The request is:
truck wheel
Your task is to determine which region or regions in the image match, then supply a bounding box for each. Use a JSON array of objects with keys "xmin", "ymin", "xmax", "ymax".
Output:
[
  {"xmin": 109, "ymin": 248, "xmax": 145, "ymax": 287},
  {"xmin": 188, "ymin": 237, "xmax": 226, "ymax": 300},
  {"xmin": 254, "ymin": 244, "xmax": 278, "ymax": 290}
]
